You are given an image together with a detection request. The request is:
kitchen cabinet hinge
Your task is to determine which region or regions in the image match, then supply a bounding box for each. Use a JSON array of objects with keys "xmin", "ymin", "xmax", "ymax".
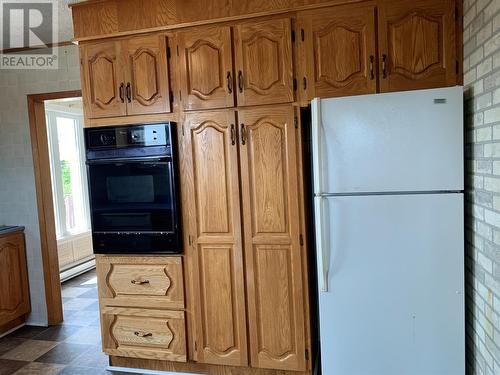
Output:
[
  {"xmin": 299, "ymin": 234, "xmax": 304, "ymax": 246},
  {"xmin": 182, "ymin": 125, "xmax": 185, "ymax": 137},
  {"xmin": 294, "ymin": 116, "xmax": 298, "ymax": 129},
  {"xmin": 293, "ymin": 78, "xmax": 297, "ymax": 91},
  {"xmin": 301, "ymin": 28, "xmax": 305, "ymax": 42},
  {"xmin": 167, "ymin": 46, "xmax": 171, "ymax": 59},
  {"xmin": 303, "ymin": 77, "xmax": 307, "ymax": 90},
  {"xmin": 291, "ymin": 29, "xmax": 295, "ymax": 42},
  {"xmin": 176, "ymin": 45, "xmax": 179, "ymax": 56},
  {"xmin": 194, "ymin": 341, "xmax": 197, "ymax": 351},
  {"xmin": 305, "ymin": 349, "xmax": 309, "ymax": 361}
]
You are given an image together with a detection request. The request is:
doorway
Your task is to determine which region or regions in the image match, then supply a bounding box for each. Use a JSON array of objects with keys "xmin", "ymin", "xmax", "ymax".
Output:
[
  {"xmin": 27, "ymin": 90, "xmax": 94, "ymax": 325},
  {"xmin": 44, "ymin": 98, "xmax": 95, "ymax": 282}
]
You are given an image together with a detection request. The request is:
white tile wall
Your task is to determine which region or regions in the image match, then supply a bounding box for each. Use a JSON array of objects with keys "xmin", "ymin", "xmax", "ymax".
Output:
[{"xmin": 0, "ymin": 45, "xmax": 81, "ymax": 325}]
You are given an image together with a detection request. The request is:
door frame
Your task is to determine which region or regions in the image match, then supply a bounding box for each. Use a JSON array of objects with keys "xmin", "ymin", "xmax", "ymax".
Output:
[{"xmin": 27, "ymin": 90, "xmax": 82, "ymax": 325}]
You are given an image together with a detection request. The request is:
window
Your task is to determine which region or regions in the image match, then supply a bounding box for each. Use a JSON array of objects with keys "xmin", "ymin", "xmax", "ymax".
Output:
[{"xmin": 46, "ymin": 105, "xmax": 90, "ymax": 239}]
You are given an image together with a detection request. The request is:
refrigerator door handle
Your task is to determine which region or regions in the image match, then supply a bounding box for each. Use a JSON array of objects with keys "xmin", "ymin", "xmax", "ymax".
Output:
[
  {"xmin": 311, "ymin": 98, "xmax": 323, "ymax": 195},
  {"xmin": 315, "ymin": 196, "xmax": 330, "ymax": 293}
]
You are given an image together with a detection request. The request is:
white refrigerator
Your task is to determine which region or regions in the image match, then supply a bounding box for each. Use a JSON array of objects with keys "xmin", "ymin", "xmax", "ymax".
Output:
[{"xmin": 312, "ymin": 87, "xmax": 465, "ymax": 375}]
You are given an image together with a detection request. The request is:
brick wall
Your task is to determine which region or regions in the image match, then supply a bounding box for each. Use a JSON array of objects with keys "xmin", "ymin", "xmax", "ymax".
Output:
[{"xmin": 464, "ymin": 0, "xmax": 500, "ymax": 373}]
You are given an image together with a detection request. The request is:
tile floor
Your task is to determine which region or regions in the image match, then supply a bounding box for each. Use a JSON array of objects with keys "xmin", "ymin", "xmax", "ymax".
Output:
[{"xmin": 0, "ymin": 270, "xmax": 144, "ymax": 375}]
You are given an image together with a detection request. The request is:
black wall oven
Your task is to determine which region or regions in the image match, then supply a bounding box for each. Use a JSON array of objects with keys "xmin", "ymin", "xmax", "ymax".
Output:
[{"xmin": 85, "ymin": 123, "xmax": 182, "ymax": 254}]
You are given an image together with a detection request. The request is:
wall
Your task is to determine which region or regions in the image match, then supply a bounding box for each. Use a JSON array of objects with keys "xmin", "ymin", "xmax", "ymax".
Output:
[
  {"xmin": 464, "ymin": 0, "xmax": 500, "ymax": 373},
  {"xmin": 0, "ymin": 45, "xmax": 80, "ymax": 325}
]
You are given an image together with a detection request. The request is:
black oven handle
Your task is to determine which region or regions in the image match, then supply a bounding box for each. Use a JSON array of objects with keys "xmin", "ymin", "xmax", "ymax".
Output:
[{"xmin": 86, "ymin": 156, "xmax": 172, "ymax": 165}]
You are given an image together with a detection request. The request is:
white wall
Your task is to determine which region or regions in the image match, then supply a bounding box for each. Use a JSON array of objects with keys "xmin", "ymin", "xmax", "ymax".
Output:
[{"xmin": 0, "ymin": 45, "xmax": 81, "ymax": 325}]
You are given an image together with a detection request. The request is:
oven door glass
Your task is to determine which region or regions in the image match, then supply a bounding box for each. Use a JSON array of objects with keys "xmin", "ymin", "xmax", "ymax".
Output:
[{"xmin": 87, "ymin": 158, "xmax": 175, "ymax": 233}]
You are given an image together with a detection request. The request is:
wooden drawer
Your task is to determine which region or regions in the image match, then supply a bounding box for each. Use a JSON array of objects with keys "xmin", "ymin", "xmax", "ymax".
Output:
[
  {"xmin": 96, "ymin": 256, "xmax": 184, "ymax": 309},
  {"xmin": 101, "ymin": 306, "xmax": 186, "ymax": 362}
]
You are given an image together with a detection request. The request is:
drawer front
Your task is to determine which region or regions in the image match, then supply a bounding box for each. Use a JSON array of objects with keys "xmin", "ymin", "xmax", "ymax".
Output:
[
  {"xmin": 97, "ymin": 256, "xmax": 184, "ymax": 309},
  {"xmin": 101, "ymin": 307, "xmax": 186, "ymax": 362}
]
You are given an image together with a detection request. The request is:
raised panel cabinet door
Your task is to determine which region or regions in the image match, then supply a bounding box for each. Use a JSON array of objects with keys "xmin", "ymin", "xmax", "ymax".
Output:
[
  {"xmin": 299, "ymin": 3, "xmax": 377, "ymax": 99},
  {"xmin": 80, "ymin": 41, "xmax": 126, "ymax": 118},
  {"xmin": 183, "ymin": 111, "xmax": 248, "ymax": 366},
  {"xmin": 178, "ymin": 26, "xmax": 235, "ymax": 110},
  {"xmin": 378, "ymin": 0, "xmax": 457, "ymax": 92},
  {"xmin": 124, "ymin": 33, "xmax": 171, "ymax": 115},
  {"xmin": 0, "ymin": 233, "xmax": 30, "ymax": 327},
  {"xmin": 238, "ymin": 106, "xmax": 306, "ymax": 371},
  {"xmin": 234, "ymin": 18, "xmax": 294, "ymax": 106}
]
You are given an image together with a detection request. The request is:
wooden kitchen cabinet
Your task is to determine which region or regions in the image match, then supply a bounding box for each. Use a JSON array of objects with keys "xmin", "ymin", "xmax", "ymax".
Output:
[
  {"xmin": 80, "ymin": 40, "xmax": 126, "ymax": 119},
  {"xmin": 183, "ymin": 111, "xmax": 248, "ymax": 366},
  {"xmin": 299, "ymin": 3, "xmax": 377, "ymax": 99},
  {"xmin": 234, "ymin": 17, "xmax": 294, "ymax": 106},
  {"xmin": 101, "ymin": 306, "xmax": 187, "ymax": 362},
  {"xmin": 377, "ymin": 0, "xmax": 457, "ymax": 92},
  {"xmin": 124, "ymin": 33, "xmax": 171, "ymax": 115},
  {"xmin": 178, "ymin": 26, "xmax": 235, "ymax": 111},
  {"xmin": 96, "ymin": 256, "xmax": 184, "ymax": 309},
  {"xmin": 81, "ymin": 34, "xmax": 171, "ymax": 119},
  {"xmin": 238, "ymin": 106, "xmax": 307, "ymax": 372},
  {"xmin": 0, "ymin": 231, "xmax": 30, "ymax": 334}
]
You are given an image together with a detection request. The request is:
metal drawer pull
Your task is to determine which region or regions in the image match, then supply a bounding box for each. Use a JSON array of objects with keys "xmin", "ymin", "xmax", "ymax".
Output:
[
  {"xmin": 131, "ymin": 279, "xmax": 150, "ymax": 285},
  {"xmin": 134, "ymin": 331, "xmax": 153, "ymax": 338}
]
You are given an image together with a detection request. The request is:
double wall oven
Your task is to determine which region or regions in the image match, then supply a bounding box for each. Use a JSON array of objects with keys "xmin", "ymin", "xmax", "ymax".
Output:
[{"xmin": 85, "ymin": 123, "xmax": 182, "ymax": 254}]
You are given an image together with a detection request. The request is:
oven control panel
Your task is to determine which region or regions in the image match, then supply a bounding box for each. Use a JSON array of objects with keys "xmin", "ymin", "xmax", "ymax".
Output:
[{"xmin": 86, "ymin": 124, "xmax": 169, "ymax": 149}]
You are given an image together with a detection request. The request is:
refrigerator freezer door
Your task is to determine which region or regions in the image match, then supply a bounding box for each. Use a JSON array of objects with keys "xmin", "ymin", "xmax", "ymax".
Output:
[
  {"xmin": 317, "ymin": 193, "xmax": 464, "ymax": 375},
  {"xmin": 314, "ymin": 86, "xmax": 464, "ymax": 194}
]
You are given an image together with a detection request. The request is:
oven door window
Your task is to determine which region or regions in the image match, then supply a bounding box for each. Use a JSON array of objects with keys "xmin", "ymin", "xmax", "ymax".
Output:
[{"xmin": 88, "ymin": 159, "xmax": 175, "ymax": 232}]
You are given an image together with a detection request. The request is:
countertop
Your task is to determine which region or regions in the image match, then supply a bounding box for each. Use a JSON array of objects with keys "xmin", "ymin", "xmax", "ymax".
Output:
[{"xmin": 0, "ymin": 226, "xmax": 25, "ymax": 235}]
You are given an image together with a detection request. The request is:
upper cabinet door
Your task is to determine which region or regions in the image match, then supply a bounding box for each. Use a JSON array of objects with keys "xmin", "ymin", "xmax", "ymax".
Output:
[
  {"xmin": 299, "ymin": 3, "xmax": 377, "ymax": 99},
  {"xmin": 80, "ymin": 41, "xmax": 126, "ymax": 119},
  {"xmin": 378, "ymin": 0, "xmax": 457, "ymax": 92},
  {"xmin": 179, "ymin": 26, "xmax": 235, "ymax": 111},
  {"xmin": 124, "ymin": 33, "xmax": 171, "ymax": 115},
  {"xmin": 234, "ymin": 18, "xmax": 294, "ymax": 106},
  {"xmin": 238, "ymin": 106, "xmax": 306, "ymax": 371},
  {"xmin": 183, "ymin": 111, "xmax": 248, "ymax": 366}
]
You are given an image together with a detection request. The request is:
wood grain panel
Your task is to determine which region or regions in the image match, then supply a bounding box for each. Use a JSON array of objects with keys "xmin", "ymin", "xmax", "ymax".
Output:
[
  {"xmin": 183, "ymin": 111, "xmax": 247, "ymax": 366},
  {"xmin": 299, "ymin": 2, "xmax": 377, "ymax": 99},
  {"xmin": 96, "ymin": 255, "xmax": 184, "ymax": 309},
  {"xmin": 0, "ymin": 232, "xmax": 30, "ymax": 330},
  {"xmin": 178, "ymin": 26, "xmax": 235, "ymax": 110},
  {"xmin": 378, "ymin": 0, "xmax": 457, "ymax": 92},
  {"xmin": 111, "ymin": 355, "xmax": 312, "ymax": 374},
  {"xmin": 238, "ymin": 106, "xmax": 306, "ymax": 371},
  {"xmin": 80, "ymin": 41, "xmax": 126, "ymax": 119},
  {"xmin": 125, "ymin": 33, "xmax": 171, "ymax": 115},
  {"xmin": 101, "ymin": 307, "xmax": 186, "ymax": 362},
  {"xmin": 234, "ymin": 18, "xmax": 294, "ymax": 106}
]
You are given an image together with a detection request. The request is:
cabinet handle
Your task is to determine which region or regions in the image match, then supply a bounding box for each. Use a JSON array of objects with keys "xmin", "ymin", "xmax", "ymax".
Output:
[
  {"xmin": 131, "ymin": 279, "xmax": 149, "ymax": 285},
  {"xmin": 227, "ymin": 71, "xmax": 233, "ymax": 94},
  {"xmin": 126, "ymin": 82, "xmax": 132, "ymax": 102},
  {"xmin": 230, "ymin": 124, "xmax": 236, "ymax": 145},
  {"xmin": 134, "ymin": 331, "xmax": 153, "ymax": 338},
  {"xmin": 240, "ymin": 124, "xmax": 246, "ymax": 145},
  {"xmin": 119, "ymin": 83, "xmax": 125, "ymax": 103},
  {"xmin": 369, "ymin": 55, "xmax": 375, "ymax": 80},
  {"xmin": 238, "ymin": 70, "xmax": 243, "ymax": 93},
  {"xmin": 381, "ymin": 54, "xmax": 387, "ymax": 79}
]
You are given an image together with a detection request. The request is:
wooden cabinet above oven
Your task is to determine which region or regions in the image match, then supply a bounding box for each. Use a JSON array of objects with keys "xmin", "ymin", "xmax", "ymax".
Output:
[{"xmin": 80, "ymin": 33, "xmax": 172, "ymax": 119}]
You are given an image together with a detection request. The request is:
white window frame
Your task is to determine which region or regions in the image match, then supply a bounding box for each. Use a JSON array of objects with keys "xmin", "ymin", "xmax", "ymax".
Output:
[{"xmin": 46, "ymin": 105, "xmax": 91, "ymax": 240}]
